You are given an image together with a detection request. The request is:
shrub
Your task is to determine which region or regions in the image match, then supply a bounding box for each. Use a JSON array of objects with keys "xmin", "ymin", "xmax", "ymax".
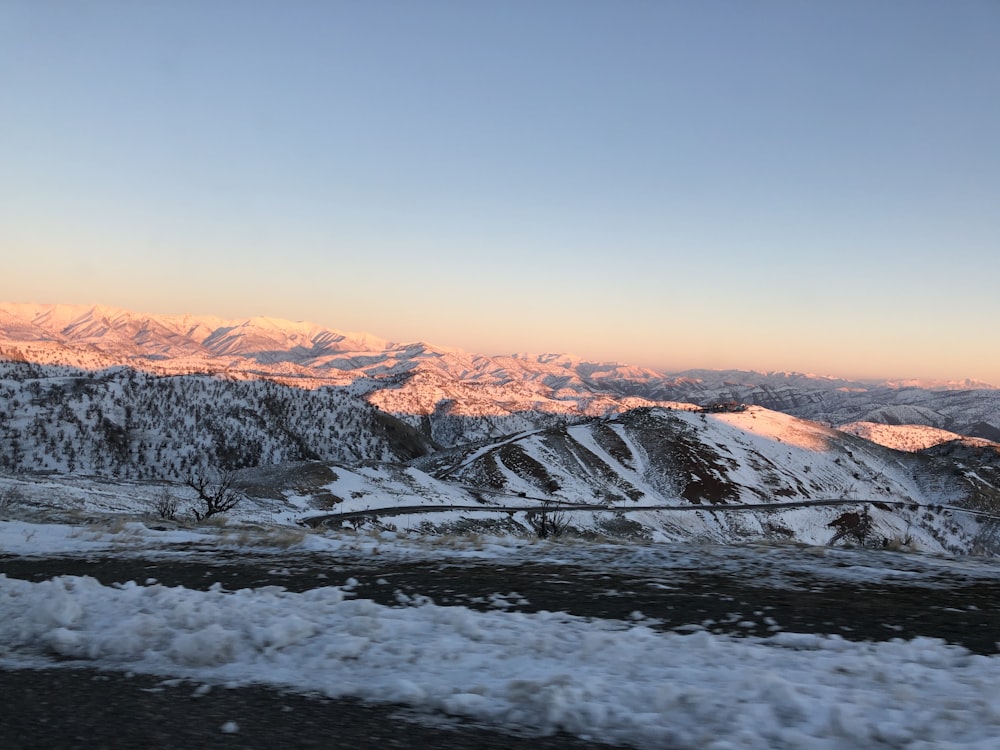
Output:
[
  {"xmin": 150, "ymin": 488, "xmax": 179, "ymax": 521},
  {"xmin": 0, "ymin": 484, "xmax": 25, "ymax": 511},
  {"xmin": 526, "ymin": 501, "xmax": 568, "ymax": 539}
]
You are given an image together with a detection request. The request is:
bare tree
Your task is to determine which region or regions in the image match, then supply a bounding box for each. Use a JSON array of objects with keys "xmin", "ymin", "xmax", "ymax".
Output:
[
  {"xmin": 149, "ymin": 487, "xmax": 179, "ymax": 521},
  {"xmin": 526, "ymin": 500, "xmax": 568, "ymax": 539},
  {"xmin": 187, "ymin": 469, "xmax": 244, "ymax": 521}
]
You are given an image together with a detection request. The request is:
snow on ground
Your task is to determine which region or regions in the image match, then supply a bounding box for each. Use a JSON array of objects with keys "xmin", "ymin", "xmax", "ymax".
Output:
[
  {"xmin": 4, "ymin": 516, "xmax": 1000, "ymax": 590},
  {"xmin": 1, "ymin": 572, "xmax": 999, "ymax": 749},
  {"xmin": 0, "ymin": 519, "xmax": 205, "ymax": 556},
  {"xmin": 3, "ymin": 501, "xmax": 1000, "ymax": 747},
  {"xmin": 839, "ymin": 421, "xmax": 999, "ymax": 452},
  {"xmin": 566, "ymin": 422, "xmax": 659, "ymax": 499},
  {"xmin": 711, "ymin": 406, "xmax": 835, "ymax": 452}
]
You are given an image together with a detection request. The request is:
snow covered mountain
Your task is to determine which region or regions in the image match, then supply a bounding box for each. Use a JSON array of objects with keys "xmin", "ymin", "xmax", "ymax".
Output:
[
  {"xmin": 402, "ymin": 404, "xmax": 999, "ymax": 552},
  {"xmin": 3, "ymin": 302, "xmax": 998, "ymax": 447},
  {"xmin": 0, "ymin": 303, "xmax": 388, "ymax": 373},
  {"xmin": 646, "ymin": 371, "xmax": 1000, "ymax": 443},
  {"xmin": 3, "ymin": 302, "xmax": 1000, "ymax": 550}
]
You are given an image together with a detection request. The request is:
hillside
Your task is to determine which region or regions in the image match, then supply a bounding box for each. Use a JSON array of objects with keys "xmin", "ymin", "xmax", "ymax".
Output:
[
  {"xmin": 5, "ymin": 401, "xmax": 998, "ymax": 554},
  {"xmin": 407, "ymin": 405, "xmax": 995, "ymax": 551},
  {"xmin": 838, "ymin": 422, "xmax": 977, "ymax": 452},
  {"xmin": 2, "ymin": 302, "xmax": 1000, "ymax": 553},
  {"xmin": 0, "ymin": 359, "xmax": 434, "ymax": 479}
]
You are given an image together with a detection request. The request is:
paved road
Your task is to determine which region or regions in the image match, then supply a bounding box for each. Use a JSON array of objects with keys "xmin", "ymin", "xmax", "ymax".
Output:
[
  {"xmin": 0, "ymin": 666, "xmax": 615, "ymax": 750},
  {"xmin": 2, "ymin": 549, "xmax": 998, "ymax": 748},
  {"xmin": 302, "ymin": 496, "xmax": 999, "ymax": 528},
  {"xmin": 3, "ymin": 551, "xmax": 998, "ymax": 652}
]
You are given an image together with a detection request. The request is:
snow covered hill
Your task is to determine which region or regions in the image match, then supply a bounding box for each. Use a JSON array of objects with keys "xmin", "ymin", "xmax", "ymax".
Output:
[
  {"xmin": 838, "ymin": 422, "xmax": 1000, "ymax": 452},
  {"xmin": 4, "ymin": 401, "xmax": 997, "ymax": 553},
  {"xmin": 3, "ymin": 302, "xmax": 1000, "ymax": 552},
  {"xmin": 0, "ymin": 359, "xmax": 434, "ymax": 479},
  {"xmin": 410, "ymin": 405, "xmax": 997, "ymax": 552}
]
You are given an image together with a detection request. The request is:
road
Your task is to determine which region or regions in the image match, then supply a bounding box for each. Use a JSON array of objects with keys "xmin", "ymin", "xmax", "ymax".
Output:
[
  {"xmin": 2, "ymin": 546, "xmax": 998, "ymax": 748},
  {"xmin": 301, "ymin": 494, "xmax": 999, "ymax": 528}
]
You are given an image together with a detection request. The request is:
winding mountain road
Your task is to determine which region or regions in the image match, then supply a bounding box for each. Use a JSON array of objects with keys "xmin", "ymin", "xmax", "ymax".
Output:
[{"xmin": 301, "ymin": 494, "xmax": 996, "ymax": 529}]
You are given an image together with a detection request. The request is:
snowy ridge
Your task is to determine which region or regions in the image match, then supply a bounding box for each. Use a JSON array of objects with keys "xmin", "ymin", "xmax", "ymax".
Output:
[
  {"xmin": 0, "ymin": 303, "xmax": 389, "ymax": 368},
  {"xmin": 2, "ymin": 302, "xmax": 998, "ymax": 443},
  {"xmin": 447, "ymin": 407, "xmax": 924, "ymax": 508},
  {"xmin": 0, "ymin": 360, "xmax": 434, "ymax": 479},
  {"xmin": 840, "ymin": 422, "xmax": 1000, "ymax": 453},
  {"xmin": 657, "ymin": 376, "xmax": 1000, "ymax": 442},
  {"xmin": 428, "ymin": 405, "xmax": 993, "ymax": 552}
]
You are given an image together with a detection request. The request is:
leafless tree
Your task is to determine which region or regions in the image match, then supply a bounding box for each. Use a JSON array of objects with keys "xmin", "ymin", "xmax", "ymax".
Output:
[
  {"xmin": 187, "ymin": 469, "xmax": 244, "ymax": 521},
  {"xmin": 149, "ymin": 488, "xmax": 179, "ymax": 521}
]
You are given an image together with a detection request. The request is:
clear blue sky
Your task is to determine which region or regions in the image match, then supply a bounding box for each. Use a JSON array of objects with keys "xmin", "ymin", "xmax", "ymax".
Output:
[{"xmin": 3, "ymin": 1, "xmax": 999, "ymax": 383}]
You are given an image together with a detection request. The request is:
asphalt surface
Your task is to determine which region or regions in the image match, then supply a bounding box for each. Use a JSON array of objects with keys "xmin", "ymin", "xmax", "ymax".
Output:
[
  {"xmin": 3, "ymin": 551, "xmax": 998, "ymax": 652},
  {"xmin": 0, "ymin": 666, "xmax": 615, "ymax": 750},
  {"xmin": 2, "ymin": 549, "xmax": 999, "ymax": 748}
]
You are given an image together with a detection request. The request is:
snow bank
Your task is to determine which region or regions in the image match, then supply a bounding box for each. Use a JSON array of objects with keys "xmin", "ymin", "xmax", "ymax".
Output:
[
  {"xmin": 0, "ymin": 519, "xmax": 209, "ymax": 556},
  {"xmin": 2, "ymin": 574, "xmax": 999, "ymax": 749},
  {"xmin": 4, "ymin": 518, "xmax": 999, "ymax": 590}
]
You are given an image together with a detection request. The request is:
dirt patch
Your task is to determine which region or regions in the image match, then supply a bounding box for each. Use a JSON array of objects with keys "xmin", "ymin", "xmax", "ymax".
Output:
[
  {"xmin": 237, "ymin": 462, "xmax": 343, "ymax": 508},
  {"xmin": 498, "ymin": 443, "xmax": 560, "ymax": 494}
]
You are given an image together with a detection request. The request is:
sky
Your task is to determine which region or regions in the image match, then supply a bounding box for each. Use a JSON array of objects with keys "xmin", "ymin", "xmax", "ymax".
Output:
[{"xmin": 2, "ymin": 1, "xmax": 998, "ymax": 384}]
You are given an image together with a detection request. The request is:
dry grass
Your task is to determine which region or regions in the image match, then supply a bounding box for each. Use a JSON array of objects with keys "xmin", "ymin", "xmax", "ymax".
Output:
[{"xmin": 216, "ymin": 525, "xmax": 309, "ymax": 549}]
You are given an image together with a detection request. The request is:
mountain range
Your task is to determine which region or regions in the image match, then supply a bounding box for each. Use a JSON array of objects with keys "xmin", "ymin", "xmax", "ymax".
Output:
[
  {"xmin": 2, "ymin": 302, "xmax": 998, "ymax": 446},
  {"xmin": 2, "ymin": 302, "xmax": 999, "ymax": 552}
]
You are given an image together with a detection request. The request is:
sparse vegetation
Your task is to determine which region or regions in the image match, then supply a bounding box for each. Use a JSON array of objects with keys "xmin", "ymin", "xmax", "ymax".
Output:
[
  {"xmin": 149, "ymin": 488, "xmax": 180, "ymax": 521},
  {"xmin": 525, "ymin": 500, "xmax": 568, "ymax": 539},
  {"xmin": 217, "ymin": 525, "xmax": 308, "ymax": 549},
  {"xmin": 187, "ymin": 469, "xmax": 245, "ymax": 521},
  {"xmin": 0, "ymin": 359, "xmax": 419, "ymax": 480},
  {"xmin": 499, "ymin": 443, "xmax": 560, "ymax": 494},
  {"xmin": 883, "ymin": 533, "xmax": 916, "ymax": 552},
  {"xmin": 827, "ymin": 506, "xmax": 874, "ymax": 546},
  {"xmin": 0, "ymin": 484, "xmax": 25, "ymax": 511}
]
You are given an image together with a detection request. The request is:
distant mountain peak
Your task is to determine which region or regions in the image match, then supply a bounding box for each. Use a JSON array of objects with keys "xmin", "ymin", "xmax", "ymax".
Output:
[{"xmin": 0, "ymin": 302, "xmax": 997, "ymax": 445}]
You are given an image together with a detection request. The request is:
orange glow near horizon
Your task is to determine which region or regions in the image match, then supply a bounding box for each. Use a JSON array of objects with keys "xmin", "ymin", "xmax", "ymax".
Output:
[{"xmin": 1, "ymin": 299, "xmax": 996, "ymax": 388}]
